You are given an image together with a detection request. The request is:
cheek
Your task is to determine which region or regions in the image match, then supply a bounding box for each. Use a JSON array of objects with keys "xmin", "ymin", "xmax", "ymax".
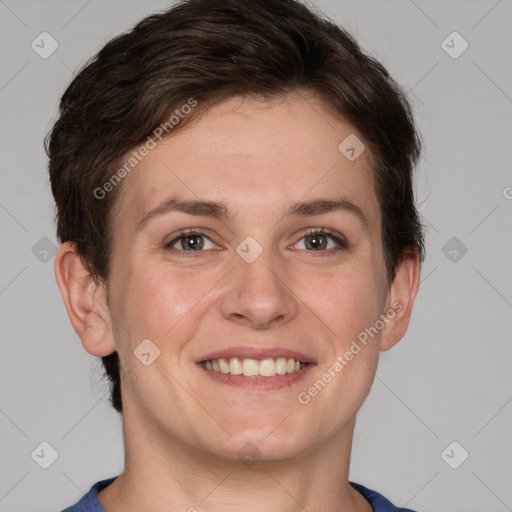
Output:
[
  {"xmin": 112, "ymin": 260, "xmax": 223, "ymax": 346},
  {"xmin": 306, "ymin": 274, "xmax": 383, "ymax": 391},
  {"xmin": 305, "ymin": 269, "xmax": 384, "ymax": 345}
]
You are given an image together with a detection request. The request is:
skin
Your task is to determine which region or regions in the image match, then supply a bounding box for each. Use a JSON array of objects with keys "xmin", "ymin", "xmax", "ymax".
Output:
[{"xmin": 55, "ymin": 91, "xmax": 420, "ymax": 512}]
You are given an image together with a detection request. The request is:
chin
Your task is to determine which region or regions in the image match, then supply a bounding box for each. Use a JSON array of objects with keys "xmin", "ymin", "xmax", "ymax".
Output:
[{"xmin": 204, "ymin": 423, "xmax": 309, "ymax": 464}]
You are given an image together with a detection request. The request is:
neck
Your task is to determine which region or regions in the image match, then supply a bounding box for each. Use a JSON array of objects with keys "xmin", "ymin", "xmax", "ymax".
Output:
[{"xmin": 98, "ymin": 405, "xmax": 371, "ymax": 512}]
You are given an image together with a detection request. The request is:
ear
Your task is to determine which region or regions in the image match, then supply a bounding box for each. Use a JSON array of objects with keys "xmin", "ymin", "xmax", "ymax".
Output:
[
  {"xmin": 54, "ymin": 242, "xmax": 116, "ymax": 357},
  {"xmin": 380, "ymin": 249, "xmax": 421, "ymax": 352}
]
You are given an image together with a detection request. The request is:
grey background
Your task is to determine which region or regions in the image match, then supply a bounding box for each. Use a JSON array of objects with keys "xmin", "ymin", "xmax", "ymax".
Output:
[{"xmin": 0, "ymin": 0, "xmax": 511, "ymax": 510}]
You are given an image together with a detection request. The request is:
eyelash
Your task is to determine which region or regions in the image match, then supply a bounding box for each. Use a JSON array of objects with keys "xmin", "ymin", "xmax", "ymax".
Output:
[{"xmin": 164, "ymin": 227, "xmax": 348, "ymax": 256}]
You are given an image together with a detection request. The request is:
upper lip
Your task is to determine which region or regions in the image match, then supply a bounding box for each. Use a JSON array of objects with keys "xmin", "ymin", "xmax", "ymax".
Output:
[{"xmin": 195, "ymin": 346, "xmax": 316, "ymax": 364}]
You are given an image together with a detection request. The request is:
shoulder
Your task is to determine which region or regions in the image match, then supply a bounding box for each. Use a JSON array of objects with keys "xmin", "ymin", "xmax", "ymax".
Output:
[
  {"xmin": 350, "ymin": 482, "xmax": 418, "ymax": 512},
  {"xmin": 60, "ymin": 477, "xmax": 118, "ymax": 512}
]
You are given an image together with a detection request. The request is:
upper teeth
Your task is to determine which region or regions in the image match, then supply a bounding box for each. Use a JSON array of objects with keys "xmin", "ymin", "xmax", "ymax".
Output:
[{"xmin": 202, "ymin": 357, "xmax": 306, "ymax": 377}]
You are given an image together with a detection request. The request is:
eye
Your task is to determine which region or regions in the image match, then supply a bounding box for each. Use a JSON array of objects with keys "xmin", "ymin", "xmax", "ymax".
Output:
[
  {"xmin": 164, "ymin": 227, "xmax": 348, "ymax": 256},
  {"xmin": 293, "ymin": 228, "xmax": 348, "ymax": 252},
  {"xmin": 165, "ymin": 230, "xmax": 216, "ymax": 254}
]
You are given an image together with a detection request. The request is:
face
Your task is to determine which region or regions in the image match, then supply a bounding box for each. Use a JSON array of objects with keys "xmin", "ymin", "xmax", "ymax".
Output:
[{"xmin": 105, "ymin": 92, "xmax": 392, "ymax": 462}]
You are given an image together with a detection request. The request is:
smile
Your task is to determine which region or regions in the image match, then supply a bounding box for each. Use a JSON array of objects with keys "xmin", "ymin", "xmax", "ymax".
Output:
[{"xmin": 202, "ymin": 357, "xmax": 308, "ymax": 377}]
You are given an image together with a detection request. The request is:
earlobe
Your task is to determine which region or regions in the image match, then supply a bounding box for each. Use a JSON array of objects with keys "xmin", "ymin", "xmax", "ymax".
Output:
[
  {"xmin": 54, "ymin": 242, "xmax": 116, "ymax": 357},
  {"xmin": 380, "ymin": 249, "xmax": 421, "ymax": 352}
]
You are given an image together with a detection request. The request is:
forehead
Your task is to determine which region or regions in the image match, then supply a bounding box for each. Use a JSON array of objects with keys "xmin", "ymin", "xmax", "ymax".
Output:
[{"xmin": 114, "ymin": 92, "xmax": 379, "ymax": 230}]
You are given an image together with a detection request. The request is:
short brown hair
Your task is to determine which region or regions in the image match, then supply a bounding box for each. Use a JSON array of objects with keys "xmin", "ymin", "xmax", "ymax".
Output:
[{"xmin": 46, "ymin": 0, "xmax": 426, "ymax": 414}]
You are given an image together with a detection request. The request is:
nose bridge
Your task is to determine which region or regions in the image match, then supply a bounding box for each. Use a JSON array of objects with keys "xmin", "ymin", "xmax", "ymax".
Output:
[{"xmin": 221, "ymin": 239, "xmax": 297, "ymax": 328}]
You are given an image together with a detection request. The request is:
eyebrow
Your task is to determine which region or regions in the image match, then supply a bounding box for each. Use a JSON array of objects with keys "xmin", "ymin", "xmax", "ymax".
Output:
[{"xmin": 136, "ymin": 197, "xmax": 370, "ymax": 232}]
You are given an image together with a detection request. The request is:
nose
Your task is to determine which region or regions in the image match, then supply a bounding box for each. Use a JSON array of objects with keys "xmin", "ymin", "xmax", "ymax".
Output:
[{"xmin": 220, "ymin": 247, "xmax": 299, "ymax": 329}]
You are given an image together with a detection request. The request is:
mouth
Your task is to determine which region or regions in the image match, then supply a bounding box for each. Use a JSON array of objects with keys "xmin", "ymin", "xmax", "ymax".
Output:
[
  {"xmin": 195, "ymin": 347, "xmax": 316, "ymax": 391},
  {"xmin": 200, "ymin": 356, "xmax": 309, "ymax": 377}
]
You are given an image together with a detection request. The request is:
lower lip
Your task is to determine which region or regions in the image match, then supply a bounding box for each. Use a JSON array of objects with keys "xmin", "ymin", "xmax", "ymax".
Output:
[{"xmin": 197, "ymin": 363, "xmax": 315, "ymax": 391}]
